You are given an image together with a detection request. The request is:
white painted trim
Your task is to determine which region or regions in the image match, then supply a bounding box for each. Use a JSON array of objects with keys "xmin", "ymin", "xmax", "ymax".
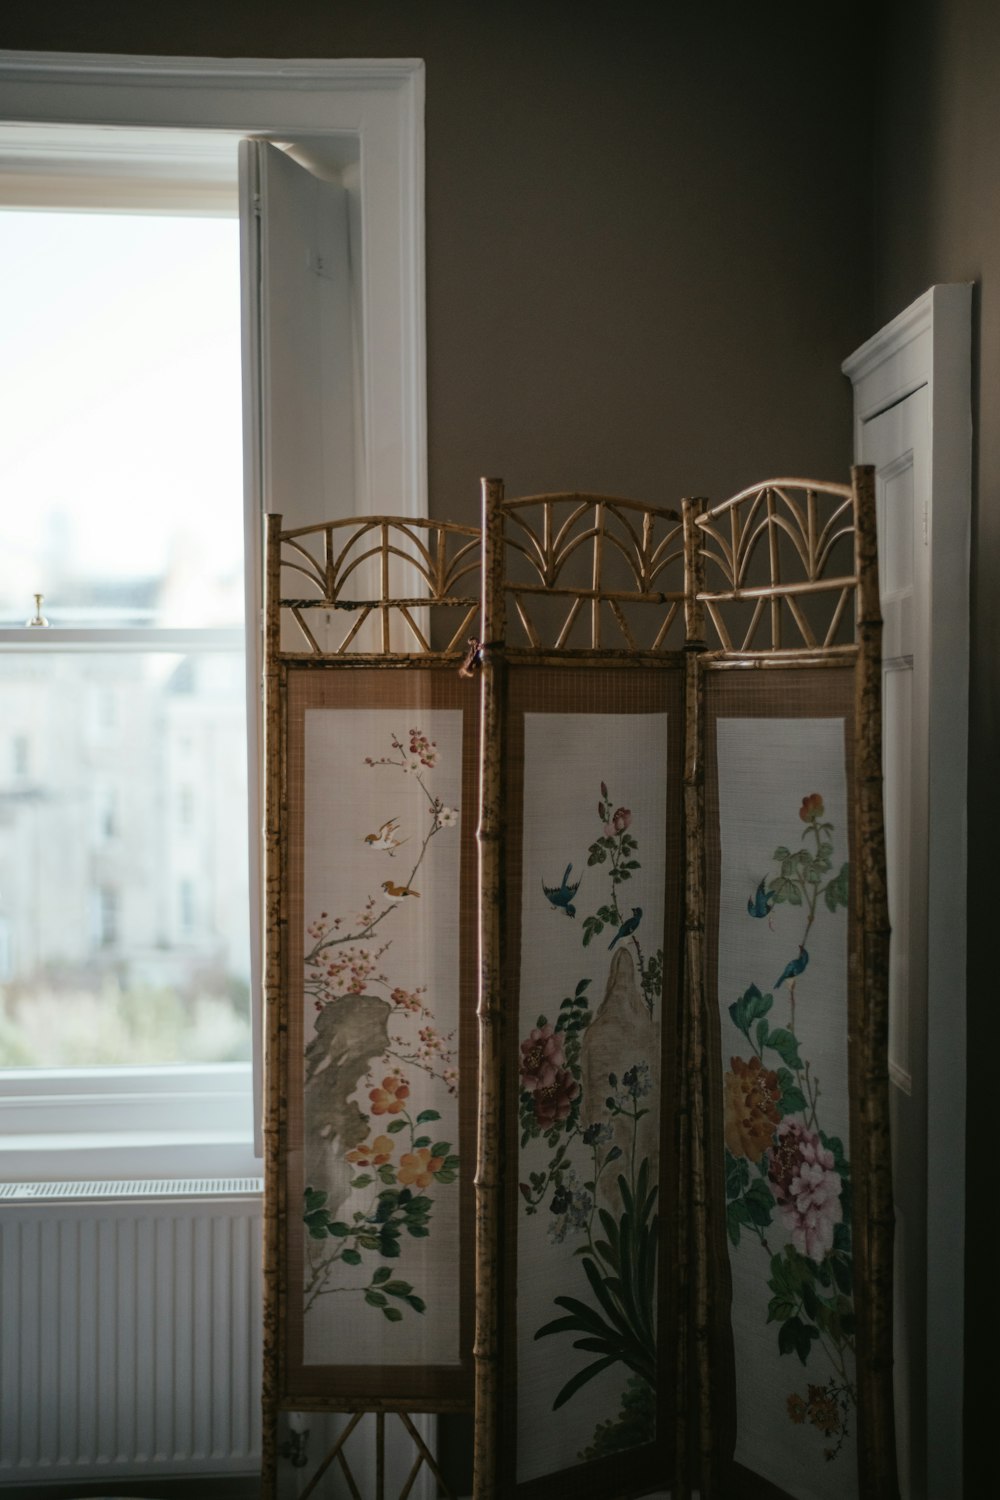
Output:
[
  {"xmin": 238, "ymin": 139, "xmax": 266, "ymax": 1161},
  {"xmin": 0, "ymin": 121, "xmax": 242, "ymax": 211},
  {"xmin": 842, "ymin": 289, "xmax": 935, "ymax": 415},
  {"xmin": 0, "ymin": 51, "xmax": 422, "ymax": 87},
  {"xmin": 0, "ymin": 49, "xmax": 427, "ymax": 520},
  {"xmin": 0, "ymin": 1064, "xmax": 258, "ymax": 1181},
  {"xmin": 0, "ymin": 627, "xmax": 244, "ymax": 651},
  {"xmin": 843, "ymin": 282, "xmax": 971, "ymax": 1500}
]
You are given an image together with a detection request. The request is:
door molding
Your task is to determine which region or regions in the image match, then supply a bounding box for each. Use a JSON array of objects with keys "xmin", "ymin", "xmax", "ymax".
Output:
[{"xmin": 843, "ymin": 283, "xmax": 971, "ymax": 1497}]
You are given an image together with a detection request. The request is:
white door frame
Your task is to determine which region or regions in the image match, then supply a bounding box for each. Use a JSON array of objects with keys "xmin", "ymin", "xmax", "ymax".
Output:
[{"xmin": 843, "ymin": 283, "xmax": 971, "ymax": 1497}]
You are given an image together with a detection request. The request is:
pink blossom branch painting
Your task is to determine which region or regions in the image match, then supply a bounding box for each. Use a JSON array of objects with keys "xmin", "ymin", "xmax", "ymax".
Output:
[{"xmin": 301, "ymin": 712, "xmax": 464, "ymax": 1366}]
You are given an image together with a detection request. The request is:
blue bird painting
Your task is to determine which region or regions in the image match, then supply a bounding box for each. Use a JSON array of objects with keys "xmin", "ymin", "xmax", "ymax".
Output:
[
  {"xmin": 542, "ymin": 863, "xmax": 581, "ymax": 918},
  {"xmin": 775, "ymin": 946, "xmax": 809, "ymax": 988},
  {"xmin": 608, "ymin": 906, "xmax": 643, "ymax": 950},
  {"xmin": 747, "ymin": 877, "xmax": 776, "ymax": 921}
]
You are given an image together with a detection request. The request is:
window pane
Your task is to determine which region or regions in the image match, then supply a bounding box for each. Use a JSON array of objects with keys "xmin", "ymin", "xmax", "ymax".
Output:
[
  {"xmin": 0, "ymin": 651, "xmax": 251, "ymax": 1066},
  {"xmin": 0, "ymin": 210, "xmax": 244, "ymax": 627}
]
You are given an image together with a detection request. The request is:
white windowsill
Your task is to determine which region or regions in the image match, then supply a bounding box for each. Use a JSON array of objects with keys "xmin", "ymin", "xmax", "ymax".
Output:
[
  {"xmin": 0, "ymin": 1132, "xmax": 261, "ymax": 1183},
  {"xmin": 0, "ymin": 1062, "xmax": 261, "ymax": 1183}
]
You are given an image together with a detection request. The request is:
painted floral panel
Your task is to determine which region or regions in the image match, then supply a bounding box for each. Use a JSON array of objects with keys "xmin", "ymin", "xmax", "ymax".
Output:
[
  {"xmin": 301, "ymin": 709, "xmax": 463, "ymax": 1367},
  {"xmin": 516, "ymin": 711, "xmax": 668, "ymax": 1484},
  {"xmin": 716, "ymin": 718, "xmax": 857, "ymax": 1500}
]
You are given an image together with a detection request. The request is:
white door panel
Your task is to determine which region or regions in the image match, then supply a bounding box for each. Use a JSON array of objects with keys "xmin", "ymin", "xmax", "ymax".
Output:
[
  {"xmin": 847, "ymin": 285, "xmax": 970, "ymax": 1500},
  {"xmin": 862, "ymin": 388, "xmax": 930, "ymax": 1500}
]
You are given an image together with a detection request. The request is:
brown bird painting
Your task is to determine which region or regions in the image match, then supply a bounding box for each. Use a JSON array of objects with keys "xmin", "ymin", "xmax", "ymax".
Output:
[
  {"xmin": 381, "ymin": 880, "xmax": 420, "ymax": 900},
  {"xmin": 363, "ymin": 817, "xmax": 408, "ymax": 855}
]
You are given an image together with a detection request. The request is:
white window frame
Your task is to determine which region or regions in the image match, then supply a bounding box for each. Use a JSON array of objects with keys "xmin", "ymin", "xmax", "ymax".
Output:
[{"xmin": 0, "ymin": 50, "xmax": 427, "ymax": 1181}]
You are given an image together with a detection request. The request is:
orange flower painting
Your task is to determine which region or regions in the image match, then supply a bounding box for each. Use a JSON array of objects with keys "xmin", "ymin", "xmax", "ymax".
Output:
[{"xmin": 724, "ymin": 1054, "xmax": 783, "ymax": 1163}]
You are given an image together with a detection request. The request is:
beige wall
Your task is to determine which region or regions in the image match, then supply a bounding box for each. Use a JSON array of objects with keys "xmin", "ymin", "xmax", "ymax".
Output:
[
  {"xmin": 0, "ymin": 2, "xmax": 874, "ymax": 521},
  {"xmin": 876, "ymin": 1, "xmax": 994, "ymax": 1491}
]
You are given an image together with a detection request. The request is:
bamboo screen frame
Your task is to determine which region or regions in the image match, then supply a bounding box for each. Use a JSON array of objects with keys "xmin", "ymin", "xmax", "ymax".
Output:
[
  {"xmin": 261, "ymin": 512, "xmax": 484, "ymax": 1498},
  {"xmin": 474, "ymin": 485, "xmax": 686, "ymax": 1498},
  {"xmin": 680, "ymin": 472, "xmax": 896, "ymax": 1500},
  {"xmin": 261, "ymin": 470, "xmax": 896, "ymax": 1500}
]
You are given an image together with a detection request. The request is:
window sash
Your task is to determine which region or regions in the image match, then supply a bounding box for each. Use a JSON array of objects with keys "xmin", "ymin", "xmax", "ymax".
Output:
[
  {"xmin": 0, "ymin": 627, "xmax": 244, "ymax": 652},
  {"xmin": 0, "ymin": 626, "xmax": 257, "ymax": 1167}
]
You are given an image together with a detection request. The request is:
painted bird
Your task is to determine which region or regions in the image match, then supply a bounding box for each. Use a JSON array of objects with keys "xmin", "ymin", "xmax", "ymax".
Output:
[
  {"xmin": 382, "ymin": 880, "xmax": 420, "ymax": 900},
  {"xmin": 608, "ymin": 907, "xmax": 643, "ymax": 950},
  {"xmin": 775, "ymin": 946, "xmax": 809, "ymax": 988},
  {"xmin": 542, "ymin": 863, "xmax": 582, "ymax": 918},
  {"xmin": 747, "ymin": 877, "xmax": 776, "ymax": 921},
  {"xmin": 364, "ymin": 817, "xmax": 408, "ymax": 855}
]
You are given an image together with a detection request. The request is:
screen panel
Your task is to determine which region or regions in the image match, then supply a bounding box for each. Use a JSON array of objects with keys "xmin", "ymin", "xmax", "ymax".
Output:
[
  {"xmin": 279, "ymin": 665, "xmax": 478, "ymax": 1406},
  {"xmin": 703, "ymin": 665, "xmax": 863, "ymax": 1499},
  {"xmin": 499, "ymin": 663, "xmax": 684, "ymax": 1496}
]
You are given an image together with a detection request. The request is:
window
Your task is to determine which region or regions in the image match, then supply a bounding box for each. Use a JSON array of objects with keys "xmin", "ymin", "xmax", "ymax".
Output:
[
  {"xmin": 95, "ymin": 886, "xmax": 119, "ymax": 949},
  {"xmin": 178, "ymin": 878, "xmax": 196, "ymax": 937},
  {"xmin": 97, "ymin": 786, "xmax": 118, "ymax": 841},
  {"xmin": 0, "ymin": 54, "xmax": 426, "ymax": 1180},
  {"xmin": 178, "ymin": 784, "xmax": 195, "ymax": 829},
  {"xmin": 12, "ymin": 734, "xmax": 29, "ymax": 777},
  {"xmin": 0, "ymin": 198, "xmax": 251, "ymax": 1074},
  {"xmin": 0, "ymin": 135, "xmax": 260, "ymax": 1174}
]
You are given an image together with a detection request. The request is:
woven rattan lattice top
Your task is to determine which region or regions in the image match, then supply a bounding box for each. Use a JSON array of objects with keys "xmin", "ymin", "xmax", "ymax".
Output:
[
  {"xmin": 266, "ymin": 472, "xmax": 869, "ymax": 660},
  {"xmin": 694, "ymin": 478, "xmax": 858, "ymax": 653}
]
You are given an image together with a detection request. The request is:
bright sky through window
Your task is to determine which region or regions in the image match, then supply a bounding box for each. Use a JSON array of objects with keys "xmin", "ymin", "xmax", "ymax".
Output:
[
  {"xmin": 0, "ymin": 208, "xmax": 250, "ymax": 1067},
  {"xmin": 0, "ymin": 209, "xmax": 243, "ymax": 625}
]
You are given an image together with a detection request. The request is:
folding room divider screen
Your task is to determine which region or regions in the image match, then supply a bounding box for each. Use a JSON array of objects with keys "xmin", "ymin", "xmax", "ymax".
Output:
[{"xmin": 261, "ymin": 470, "xmax": 897, "ymax": 1500}]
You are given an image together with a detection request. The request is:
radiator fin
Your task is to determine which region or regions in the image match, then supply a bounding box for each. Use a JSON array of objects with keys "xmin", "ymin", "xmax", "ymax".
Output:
[
  {"xmin": 0, "ymin": 1176, "xmax": 262, "ymax": 1201},
  {"xmin": 0, "ymin": 1195, "xmax": 262, "ymax": 1479}
]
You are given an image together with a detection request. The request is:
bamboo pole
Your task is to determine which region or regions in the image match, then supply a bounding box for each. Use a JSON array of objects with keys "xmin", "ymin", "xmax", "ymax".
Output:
[
  {"xmin": 473, "ymin": 477, "xmax": 506, "ymax": 1498},
  {"xmin": 500, "ymin": 489, "xmax": 681, "ymax": 518},
  {"xmin": 381, "ymin": 521, "xmax": 391, "ymax": 653},
  {"xmin": 682, "ymin": 499, "xmax": 713, "ymax": 1500},
  {"xmin": 591, "ymin": 499, "xmax": 605, "ymax": 647},
  {"xmin": 698, "ymin": 477, "xmax": 853, "ymax": 521},
  {"xmin": 697, "ymin": 648, "xmax": 858, "ymax": 668},
  {"xmin": 851, "ymin": 463, "xmax": 899, "ymax": 1498},
  {"xmin": 376, "ymin": 1409, "xmax": 386, "ymax": 1500},
  {"xmin": 282, "ymin": 595, "xmax": 479, "ymax": 611},
  {"xmin": 767, "ymin": 487, "xmax": 781, "ymax": 648},
  {"xmin": 486, "ymin": 580, "xmax": 682, "ymax": 602},
  {"xmin": 261, "ymin": 512, "xmax": 284, "ymax": 1498},
  {"xmin": 693, "ymin": 575, "xmax": 858, "ymax": 603}
]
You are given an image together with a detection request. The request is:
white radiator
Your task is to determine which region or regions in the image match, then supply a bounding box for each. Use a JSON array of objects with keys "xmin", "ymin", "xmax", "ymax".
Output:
[{"xmin": 0, "ymin": 1180, "xmax": 263, "ymax": 1482}]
